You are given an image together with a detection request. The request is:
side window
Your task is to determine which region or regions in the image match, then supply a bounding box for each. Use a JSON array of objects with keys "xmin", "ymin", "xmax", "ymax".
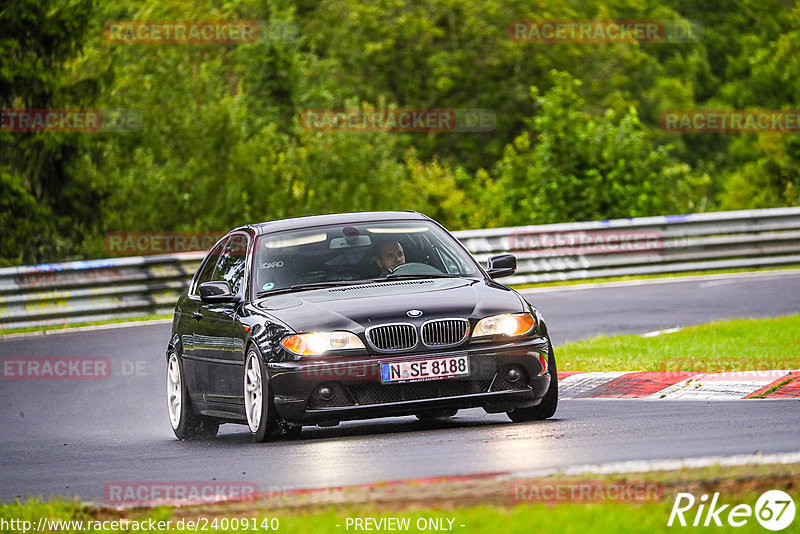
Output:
[
  {"xmin": 192, "ymin": 240, "xmax": 225, "ymax": 294},
  {"xmin": 212, "ymin": 234, "xmax": 249, "ymax": 294}
]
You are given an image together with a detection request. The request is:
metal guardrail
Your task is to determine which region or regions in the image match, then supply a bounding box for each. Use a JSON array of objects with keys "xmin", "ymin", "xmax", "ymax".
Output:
[
  {"xmin": 458, "ymin": 207, "xmax": 800, "ymax": 285},
  {"xmin": 0, "ymin": 254, "xmax": 205, "ymax": 330},
  {"xmin": 2, "ymin": 207, "xmax": 799, "ymax": 330}
]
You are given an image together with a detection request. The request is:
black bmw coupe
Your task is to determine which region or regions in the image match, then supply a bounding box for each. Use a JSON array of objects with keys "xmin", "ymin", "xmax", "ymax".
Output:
[{"xmin": 166, "ymin": 211, "xmax": 558, "ymax": 441}]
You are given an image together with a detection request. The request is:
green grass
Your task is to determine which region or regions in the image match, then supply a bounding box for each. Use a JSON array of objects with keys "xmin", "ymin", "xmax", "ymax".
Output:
[
  {"xmin": 0, "ymin": 314, "xmax": 171, "ymax": 336},
  {"xmin": 556, "ymin": 314, "xmax": 800, "ymax": 372},
  {"xmin": 512, "ymin": 265, "xmax": 800, "ymax": 289}
]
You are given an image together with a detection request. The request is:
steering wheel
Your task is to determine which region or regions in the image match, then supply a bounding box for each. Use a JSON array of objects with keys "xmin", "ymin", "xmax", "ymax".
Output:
[{"xmin": 388, "ymin": 262, "xmax": 444, "ymax": 276}]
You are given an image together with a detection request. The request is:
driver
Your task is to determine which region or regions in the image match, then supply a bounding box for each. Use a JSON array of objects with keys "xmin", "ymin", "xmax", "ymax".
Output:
[{"xmin": 375, "ymin": 240, "xmax": 406, "ymax": 275}]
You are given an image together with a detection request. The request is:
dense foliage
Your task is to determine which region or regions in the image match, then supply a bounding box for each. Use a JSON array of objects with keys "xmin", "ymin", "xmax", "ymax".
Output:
[{"xmin": 2, "ymin": 0, "xmax": 799, "ymax": 265}]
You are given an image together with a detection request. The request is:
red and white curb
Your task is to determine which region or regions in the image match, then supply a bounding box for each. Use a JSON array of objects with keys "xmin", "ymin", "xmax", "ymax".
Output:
[{"xmin": 556, "ymin": 370, "xmax": 800, "ymax": 400}]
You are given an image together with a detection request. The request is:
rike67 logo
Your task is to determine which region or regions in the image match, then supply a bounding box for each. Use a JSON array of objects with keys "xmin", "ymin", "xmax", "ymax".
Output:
[{"xmin": 668, "ymin": 490, "xmax": 796, "ymax": 531}]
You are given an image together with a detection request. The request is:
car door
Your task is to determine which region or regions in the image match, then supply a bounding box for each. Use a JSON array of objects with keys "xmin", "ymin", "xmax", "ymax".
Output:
[
  {"xmin": 179, "ymin": 239, "xmax": 225, "ymax": 401},
  {"xmin": 192, "ymin": 233, "xmax": 250, "ymax": 406}
]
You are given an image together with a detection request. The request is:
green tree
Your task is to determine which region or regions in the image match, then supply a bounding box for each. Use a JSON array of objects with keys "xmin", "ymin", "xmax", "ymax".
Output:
[
  {"xmin": 493, "ymin": 71, "xmax": 707, "ymax": 225},
  {"xmin": 0, "ymin": 0, "xmax": 103, "ymax": 265}
]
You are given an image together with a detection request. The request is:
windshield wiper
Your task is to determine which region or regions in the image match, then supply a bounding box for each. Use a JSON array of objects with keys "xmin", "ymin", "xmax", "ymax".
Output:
[{"xmin": 384, "ymin": 273, "xmax": 462, "ymax": 280}]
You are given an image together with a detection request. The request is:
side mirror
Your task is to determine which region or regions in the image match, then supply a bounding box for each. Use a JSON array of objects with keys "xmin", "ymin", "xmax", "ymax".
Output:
[
  {"xmin": 486, "ymin": 254, "xmax": 516, "ymax": 279},
  {"xmin": 199, "ymin": 281, "xmax": 238, "ymax": 303}
]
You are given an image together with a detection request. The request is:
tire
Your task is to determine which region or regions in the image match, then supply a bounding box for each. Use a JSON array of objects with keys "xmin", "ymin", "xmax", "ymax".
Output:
[
  {"xmin": 507, "ymin": 344, "xmax": 558, "ymax": 422},
  {"xmin": 415, "ymin": 409, "xmax": 458, "ymax": 422},
  {"xmin": 244, "ymin": 346, "xmax": 278, "ymax": 442},
  {"xmin": 167, "ymin": 352, "xmax": 219, "ymax": 440}
]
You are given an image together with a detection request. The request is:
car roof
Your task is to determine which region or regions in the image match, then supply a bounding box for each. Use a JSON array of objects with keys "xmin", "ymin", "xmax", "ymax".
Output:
[{"xmin": 241, "ymin": 211, "xmax": 432, "ymax": 236}]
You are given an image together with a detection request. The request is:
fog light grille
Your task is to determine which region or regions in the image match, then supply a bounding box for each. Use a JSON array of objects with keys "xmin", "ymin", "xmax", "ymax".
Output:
[
  {"xmin": 307, "ymin": 383, "xmax": 353, "ymax": 409},
  {"xmin": 490, "ymin": 365, "xmax": 530, "ymax": 391}
]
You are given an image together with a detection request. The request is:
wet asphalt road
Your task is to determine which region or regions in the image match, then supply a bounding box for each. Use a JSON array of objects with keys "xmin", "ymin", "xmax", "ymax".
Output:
[{"xmin": 1, "ymin": 270, "xmax": 798, "ymax": 502}]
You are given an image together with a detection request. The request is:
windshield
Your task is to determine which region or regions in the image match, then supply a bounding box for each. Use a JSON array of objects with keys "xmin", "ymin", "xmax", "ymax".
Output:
[{"xmin": 253, "ymin": 220, "xmax": 481, "ymax": 294}]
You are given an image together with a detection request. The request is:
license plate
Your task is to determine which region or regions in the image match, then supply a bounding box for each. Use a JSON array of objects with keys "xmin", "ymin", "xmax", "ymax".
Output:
[{"xmin": 380, "ymin": 355, "xmax": 469, "ymax": 384}]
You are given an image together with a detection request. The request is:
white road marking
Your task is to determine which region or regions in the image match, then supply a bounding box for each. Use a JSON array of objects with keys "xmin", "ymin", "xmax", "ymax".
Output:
[
  {"xmin": 558, "ymin": 372, "xmax": 627, "ymax": 399},
  {"xmin": 640, "ymin": 326, "xmax": 682, "ymax": 337},
  {"xmin": 519, "ymin": 268, "xmax": 800, "ymax": 294},
  {"xmin": 505, "ymin": 451, "xmax": 800, "ymax": 479},
  {"xmin": 0, "ymin": 318, "xmax": 172, "ymax": 340}
]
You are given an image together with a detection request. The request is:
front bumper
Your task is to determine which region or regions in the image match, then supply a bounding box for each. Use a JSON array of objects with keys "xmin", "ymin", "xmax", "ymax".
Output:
[{"xmin": 267, "ymin": 337, "xmax": 551, "ymax": 425}]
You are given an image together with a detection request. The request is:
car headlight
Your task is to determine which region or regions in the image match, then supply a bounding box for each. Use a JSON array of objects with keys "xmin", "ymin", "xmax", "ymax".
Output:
[
  {"xmin": 280, "ymin": 331, "xmax": 365, "ymax": 356},
  {"xmin": 472, "ymin": 313, "xmax": 535, "ymax": 338}
]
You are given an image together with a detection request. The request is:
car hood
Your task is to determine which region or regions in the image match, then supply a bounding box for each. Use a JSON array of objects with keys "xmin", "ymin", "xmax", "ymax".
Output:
[{"xmin": 254, "ymin": 278, "xmax": 525, "ymax": 333}]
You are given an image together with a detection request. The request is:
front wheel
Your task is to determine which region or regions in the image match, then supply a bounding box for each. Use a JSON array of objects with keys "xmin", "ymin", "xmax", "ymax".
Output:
[
  {"xmin": 244, "ymin": 347, "xmax": 278, "ymax": 442},
  {"xmin": 507, "ymin": 344, "xmax": 558, "ymax": 422},
  {"xmin": 167, "ymin": 352, "xmax": 219, "ymax": 440}
]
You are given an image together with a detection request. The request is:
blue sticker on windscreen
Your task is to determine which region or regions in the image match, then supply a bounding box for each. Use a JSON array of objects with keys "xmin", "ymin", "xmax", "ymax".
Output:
[{"xmin": 262, "ymin": 282, "xmax": 275, "ymax": 291}]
